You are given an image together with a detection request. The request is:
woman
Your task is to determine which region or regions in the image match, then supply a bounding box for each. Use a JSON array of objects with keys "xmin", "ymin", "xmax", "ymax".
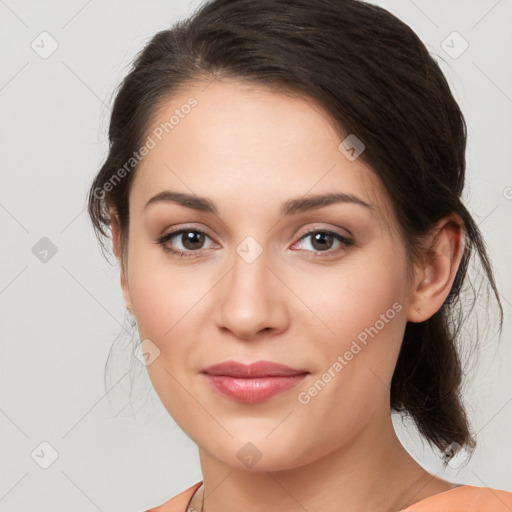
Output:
[{"xmin": 87, "ymin": 0, "xmax": 511, "ymax": 510}]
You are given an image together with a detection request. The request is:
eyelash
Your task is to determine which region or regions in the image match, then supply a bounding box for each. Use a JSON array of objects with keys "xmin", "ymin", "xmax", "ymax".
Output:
[{"xmin": 155, "ymin": 227, "xmax": 354, "ymax": 259}]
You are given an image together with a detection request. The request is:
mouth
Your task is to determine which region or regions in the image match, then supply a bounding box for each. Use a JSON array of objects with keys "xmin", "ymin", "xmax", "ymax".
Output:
[{"xmin": 200, "ymin": 360, "xmax": 309, "ymax": 403}]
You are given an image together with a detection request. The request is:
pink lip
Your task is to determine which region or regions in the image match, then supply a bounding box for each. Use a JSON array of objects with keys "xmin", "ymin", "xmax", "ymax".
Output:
[{"xmin": 200, "ymin": 360, "xmax": 309, "ymax": 403}]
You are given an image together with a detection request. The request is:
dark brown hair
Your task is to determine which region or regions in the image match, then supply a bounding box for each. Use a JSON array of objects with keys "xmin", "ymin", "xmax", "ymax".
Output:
[{"xmin": 87, "ymin": 0, "xmax": 503, "ymax": 462}]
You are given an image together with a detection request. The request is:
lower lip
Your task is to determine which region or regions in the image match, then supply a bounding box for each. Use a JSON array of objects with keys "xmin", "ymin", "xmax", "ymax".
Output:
[{"xmin": 202, "ymin": 374, "xmax": 308, "ymax": 403}]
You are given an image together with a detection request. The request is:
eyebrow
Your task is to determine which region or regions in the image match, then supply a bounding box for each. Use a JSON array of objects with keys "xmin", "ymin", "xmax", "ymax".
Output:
[{"xmin": 143, "ymin": 190, "xmax": 374, "ymax": 216}]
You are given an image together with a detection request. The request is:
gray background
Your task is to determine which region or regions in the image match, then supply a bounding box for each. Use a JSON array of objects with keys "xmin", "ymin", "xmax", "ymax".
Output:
[{"xmin": 0, "ymin": 0, "xmax": 511, "ymax": 511}]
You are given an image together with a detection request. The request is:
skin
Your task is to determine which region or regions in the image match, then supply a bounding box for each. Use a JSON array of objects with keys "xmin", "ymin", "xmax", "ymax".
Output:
[{"xmin": 110, "ymin": 78, "xmax": 465, "ymax": 512}]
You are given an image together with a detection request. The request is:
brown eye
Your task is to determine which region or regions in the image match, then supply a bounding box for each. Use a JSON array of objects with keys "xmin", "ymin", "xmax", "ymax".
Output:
[
  {"xmin": 310, "ymin": 232, "xmax": 335, "ymax": 251},
  {"xmin": 180, "ymin": 230, "xmax": 206, "ymax": 250},
  {"xmin": 292, "ymin": 230, "xmax": 354, "ymax": 257},
  {"xmin": 156, "ymin": 228, "xmax": 214, "ymax": 257}
]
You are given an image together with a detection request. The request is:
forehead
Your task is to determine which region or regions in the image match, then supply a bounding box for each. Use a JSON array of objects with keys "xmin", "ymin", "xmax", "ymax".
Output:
[{"xmin": 130, "ymin": 79, "xmax": 394, "ymax": 227}]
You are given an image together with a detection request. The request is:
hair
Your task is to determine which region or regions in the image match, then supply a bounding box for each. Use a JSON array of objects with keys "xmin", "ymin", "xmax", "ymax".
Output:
[{"xmin": 87, "ymin": 0, "xmax": 503, "ymax": 462}]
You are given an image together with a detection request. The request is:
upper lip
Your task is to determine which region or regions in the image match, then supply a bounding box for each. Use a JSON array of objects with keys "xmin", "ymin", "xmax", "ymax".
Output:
[{"xmin": 201, "ymin": 360, "xmax": 309, "ymax": 378}]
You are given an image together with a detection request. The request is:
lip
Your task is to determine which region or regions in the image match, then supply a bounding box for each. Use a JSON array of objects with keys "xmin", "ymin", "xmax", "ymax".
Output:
[
  {"xmin": 200, "ymin": 360, "xmax": 309, "ymax": 404},
  {"xmin": 201, "ymin": 360, "xmax": 309, "ymax": 377}
]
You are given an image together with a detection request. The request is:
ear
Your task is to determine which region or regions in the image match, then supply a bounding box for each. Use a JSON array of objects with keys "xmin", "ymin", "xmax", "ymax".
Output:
[
  {"xmin": 109, "ymin": 207, "xmax": 133, "ymax": 313},
  {"xmin": 406, "ymin": 215, "xmax": 465, "ymax": 323}
]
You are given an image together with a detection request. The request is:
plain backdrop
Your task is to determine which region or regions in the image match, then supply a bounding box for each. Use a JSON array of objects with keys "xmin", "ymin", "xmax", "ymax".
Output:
[{"xmin": 0, "ymin": 0, "xmax": 511, "ymax": 511}]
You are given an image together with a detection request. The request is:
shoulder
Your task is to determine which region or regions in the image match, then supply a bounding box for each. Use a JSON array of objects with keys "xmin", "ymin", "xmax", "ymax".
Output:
[
  {"xmin": 144, "ymin": 481, "xmax": 203, "ymax": 512},
  {"xmin": 402, "ymin": 485, "xmax": 512, "ymax": 512}
]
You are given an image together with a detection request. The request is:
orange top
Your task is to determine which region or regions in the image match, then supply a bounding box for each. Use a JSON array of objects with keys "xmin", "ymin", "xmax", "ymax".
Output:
[{"xmin": 145, "ymin": 481, "xmax": 512, "ymax": 512}]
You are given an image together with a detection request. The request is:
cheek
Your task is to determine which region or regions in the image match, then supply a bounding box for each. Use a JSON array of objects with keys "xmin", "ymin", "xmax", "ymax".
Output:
[
  {"xmin": 128, "ymin": 264, "xmax": 207, "ymax": 428},
  {"xmin": 290, "ymin": 249, "xmax": 407, "ymax": 348},
  {"xmin": 292, "ymin": 250, "xmax": 408, "ymax": 410},
  {"xmin": 127, "ymin": 248, "xmax": 206, "ymax": 340},
  {"xmin": 292, "ymin": 300, "xmax": 406, "ymax": 458}
]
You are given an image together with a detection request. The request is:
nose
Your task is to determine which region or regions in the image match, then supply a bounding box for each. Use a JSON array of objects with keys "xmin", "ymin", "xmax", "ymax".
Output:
[{"xmin": 214, "ymin": 244, "xmax": 289, "ymax": 341}]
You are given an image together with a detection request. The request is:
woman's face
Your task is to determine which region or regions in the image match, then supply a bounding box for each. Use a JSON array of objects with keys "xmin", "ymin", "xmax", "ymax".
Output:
[{"xmin": 119, "ymin": 79, "xmax": 416, "ymax": 471}]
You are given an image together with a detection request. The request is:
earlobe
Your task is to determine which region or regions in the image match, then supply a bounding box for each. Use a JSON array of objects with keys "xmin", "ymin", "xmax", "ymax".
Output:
[
  {"xmin": 406, "ymin": 216, "xmax": 465, "ymax": 323},
  {"xmin": 109, "ymin": 207, "xmax": 133, "ymax": 313}
]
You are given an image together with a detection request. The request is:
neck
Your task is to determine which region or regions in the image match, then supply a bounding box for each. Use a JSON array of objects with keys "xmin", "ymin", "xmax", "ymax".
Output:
[{"xmin": 195, "ymin": 402, "xmax": 452, "ymax": 512}]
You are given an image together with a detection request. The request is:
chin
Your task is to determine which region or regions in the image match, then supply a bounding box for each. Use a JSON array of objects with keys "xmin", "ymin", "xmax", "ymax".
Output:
[{"xmin": 203, "ymin": 433, "xmax": 322, "ymax": 473}]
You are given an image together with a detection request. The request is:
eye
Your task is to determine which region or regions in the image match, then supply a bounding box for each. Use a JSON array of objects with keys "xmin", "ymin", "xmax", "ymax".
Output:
[
  {"xmin": 154, "ymin": 227, "xmax": 354, "ymax": 259},
  {"xmin": 155, "ymin": 228, "xmax": 216, "ymax": 258},
  {"xmin": 291, "ymin": 229, "xmax": 354, "ymax": 257}
]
